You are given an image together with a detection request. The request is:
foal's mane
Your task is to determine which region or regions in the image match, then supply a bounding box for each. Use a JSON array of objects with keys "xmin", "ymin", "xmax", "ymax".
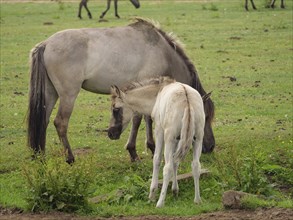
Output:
[
  {"xmin": 122, "ymin": 77, "xmax": 175, "ymax": 93},
  {"xmin": 130, "ymin": 18, "xmax": 215, "ymax": 122}
]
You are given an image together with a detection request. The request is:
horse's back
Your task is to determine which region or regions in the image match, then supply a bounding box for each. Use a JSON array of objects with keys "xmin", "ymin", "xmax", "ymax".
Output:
[
  {"xmin": 42, "ymin": 25, "xmax": 181, "ymax": 94},
  {"xmin": 153, "ymin": 82, "xmax": 204, "ymax": 130}
]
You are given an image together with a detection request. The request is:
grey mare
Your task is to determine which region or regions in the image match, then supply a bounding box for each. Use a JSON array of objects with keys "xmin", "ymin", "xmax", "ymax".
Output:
[
  {"xmin": 28, "ymin": 18, "xmax": 215, "ymax": 164},
  {"xmin": 245, "ymin": 0, "xmax": 285, "ymax": 10},
  {"xmin": 78, "ymin": 0, "xmax": 140, "ymax": 19}
]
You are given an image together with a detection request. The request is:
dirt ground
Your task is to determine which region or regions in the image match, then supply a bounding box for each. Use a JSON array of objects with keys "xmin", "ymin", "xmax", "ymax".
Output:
[{"xmin": 1, "ymin": 207, "xmax": 293, "ymax": 220}]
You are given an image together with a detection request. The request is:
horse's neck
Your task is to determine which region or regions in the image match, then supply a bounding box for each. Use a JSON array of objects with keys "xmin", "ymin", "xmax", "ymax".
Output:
[{"xmin": 125, "ymin": 85, "xmax": 160, "ymax": 115}]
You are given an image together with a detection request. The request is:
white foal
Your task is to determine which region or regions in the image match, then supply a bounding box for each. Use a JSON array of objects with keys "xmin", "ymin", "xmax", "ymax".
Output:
[{"xmin": 108, "ymin": 77, "xmax": 207, "ymax": 207}]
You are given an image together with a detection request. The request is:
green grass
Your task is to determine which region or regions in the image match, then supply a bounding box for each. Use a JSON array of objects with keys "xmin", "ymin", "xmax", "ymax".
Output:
[{"xmin": 0, "ymin": 0, "xmax": 292, "ymax": 217}]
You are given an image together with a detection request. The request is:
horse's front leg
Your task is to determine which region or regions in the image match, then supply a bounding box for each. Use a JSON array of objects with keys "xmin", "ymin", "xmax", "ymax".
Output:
[
  {"xmin": 114, "ymin": 0, "xmax": 120, "ymax": 18},
  {"xmin": 54, "ymin": 98, "xmax": 76, "ymax": 164},
  {"xmin": 125, "ymin": 114, "xmax": 142, "ymax": 162},
  {"xmin": 144, "ymin": 115, "xmax": 155, "ymax": 155}
]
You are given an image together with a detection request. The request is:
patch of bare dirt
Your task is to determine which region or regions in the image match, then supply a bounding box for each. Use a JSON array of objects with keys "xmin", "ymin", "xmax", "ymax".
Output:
[{"xmin": 1, "ymin": 207, "xmax": 293, "ymax": 220}]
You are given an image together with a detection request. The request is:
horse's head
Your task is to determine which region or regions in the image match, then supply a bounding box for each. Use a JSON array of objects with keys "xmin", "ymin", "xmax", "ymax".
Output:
[
  {"xmin": 108, "ymin": 85, "xmax": 133, "ymax": 140},
  {"xmin": 130, "ymin": 0, "xmax": 140, "ymax": 9},
  {"xmin": 202, "ymin": 92, "xmax": 215, "ymax": 153}
]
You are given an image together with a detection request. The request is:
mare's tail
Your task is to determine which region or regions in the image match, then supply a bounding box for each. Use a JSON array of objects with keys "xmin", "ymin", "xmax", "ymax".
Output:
[
  {"xmin": 27, "ymin": 43, "xmax": 47, "ymax": 154},
  {"xmin": 174, "ymin": 106, "xmax": 195, "ymax": 162}
]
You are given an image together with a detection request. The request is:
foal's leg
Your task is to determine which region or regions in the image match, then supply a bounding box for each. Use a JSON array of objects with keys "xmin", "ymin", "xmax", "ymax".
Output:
[
  {"xmin": 54, "ymin": 95, "xmax": 79, "ymax": 164},
  {"xmin": 149, "ymin": 126, "xmax": 164, "ymax": 201},
  {"xmin": 144, "ymin": 115, "xmax": 155, "ymax": 155},
  {"xmin": 125, "ymin": 114, "xmax": 142, "ymax": 161},
  {"xmin": 156, "ymin": 133, "xmax": 176, "ymax": 208},
  {"xmin": 171, "ymin": 143, "xmax": 179, "ymax": 197},
  {"xmin": 114, "ymin": 0, "xmax": 120, "ymax": 18},
  {"xmin": 192, "ymin": 137, "xmax": 203, "ymax": 204},
  {"xmin": 100, "ymin": 0, "xmax": 111, "ymax": 19}
]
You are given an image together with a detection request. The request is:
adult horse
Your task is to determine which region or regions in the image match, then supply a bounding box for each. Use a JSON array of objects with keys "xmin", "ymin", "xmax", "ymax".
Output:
[
  {"xmin": 245, "ymin": 0, "xmax": 285, "ymax": 10},
  {"xmin": 28, "ymin": 18, "xmax": 215, "ymax": 164},
  {"xmin": 78, "ymin": 0, "xmax": 140, "ymax": 19}
]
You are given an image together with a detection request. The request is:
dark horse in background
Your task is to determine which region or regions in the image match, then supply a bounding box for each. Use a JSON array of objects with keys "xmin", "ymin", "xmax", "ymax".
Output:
[
  {"xmin": 245, "ymin": 0, "xmax": 285, "ymax": 10},
  {"xmin": 28, "ymin": 18, "xmax": 215, "ymax": 164},
  {"xmin": 78, "ymin": 0, "xmax": 140, "ymax": 19}
]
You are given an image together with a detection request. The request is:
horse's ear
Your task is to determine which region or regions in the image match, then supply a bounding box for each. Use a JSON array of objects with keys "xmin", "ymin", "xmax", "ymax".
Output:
[
  {"xmin": 111, "ymin": 85, "xmax": 124, "ymax": 99},
  {"xmin": 202, "ymin": 91, "xmax": 212, "ymax": 102},
  {"xmin": 111, "ymin": 85, "xmax": 120, "ymax": 96}
]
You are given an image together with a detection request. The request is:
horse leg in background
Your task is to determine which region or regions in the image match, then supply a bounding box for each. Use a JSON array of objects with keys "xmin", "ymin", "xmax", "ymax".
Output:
[
  {"xmin": 149, "ymin": 126, "xmax": 164, "ymax": 201},
  {"xmin": 54, "ymin": 95, "xmax": 79, "ymax": 164},
  {"xmin": 125, "ymin": 114, "xmax": 142, "ymax": 161},
  {"xmin": 83, "ymin": 0, "xmax": 92, "ymax": 19},
  {"xmin": 245, "ymin": 0, "xmax": 257, "ymax": 10},
  {"xmin": 78, "ymin": 0, "xmax": 92, "ymax": 19},
  {"xmin": 100, "ymin": 0, "xmax": 111, "ymax": 19},
  {"xmin": 114, "ymin": 0, "xmax": 120, "ymax": 18},
  {"xmin": 280, "ymin": 0, "xmax": 285, "ymax": 8},
  {"xmin": 144, "ymin": 115, "xmax": 155, "ymax": 155},
  {"xmin": 271, "ymin": 0, "xmax": 285, "ymax": 8},
  {"xmin": 156, "ymin": 133, "xmax": 176, "ymax": 208},
  {"xmin": 250, "ymin": 0, "xmax": 257, "ymax": 9},
  {"xmin": 192, "ymin": 137, "xmax": 203, "ymax": 204}
]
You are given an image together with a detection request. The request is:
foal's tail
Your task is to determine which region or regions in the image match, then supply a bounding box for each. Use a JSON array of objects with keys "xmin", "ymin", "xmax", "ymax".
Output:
[
  {"xmin": 174, "ymin": 106, "xmax": 195, "ymax": 162},
  {"xmin": 27, "ymin": 43, "xmax": 47, "ymax": 154}
]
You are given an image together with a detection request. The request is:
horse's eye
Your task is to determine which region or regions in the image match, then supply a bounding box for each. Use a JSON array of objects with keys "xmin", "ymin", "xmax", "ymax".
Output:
[{"xmin": 113, "ymin": 108, "xmax": 120, "ymax": 113}]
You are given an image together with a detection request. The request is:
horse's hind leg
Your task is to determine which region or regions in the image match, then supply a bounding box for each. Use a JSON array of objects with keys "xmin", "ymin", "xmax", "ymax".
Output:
[
  {"xmin": 100, "ymin": 0, "xmax": 111, "ymax": 19},
  {"xmin": 78, "ymin": 0, "xmax": 85, "ymax": 19},
  {"xmin": 114, "ymin": 0, "xmax": 120, "ymax": 18},
  {"xmin": 149, "ymin": 125, "xmax": 164, "ymax": 202},
  {"xmin": 192, "ymin": 137, "xmax": 203, "ymax": 204},
  {"xmin": 156, "ymin": 133, "xmax": 176, "ymax": 208},
  {"xmin": 144, "ymin": 115, "xmax": 155, "ymax": 155},
  {"xmin": 54, "ymin": 95, "xmax": 79, "ymax": 164},
  {"xmin": 125, "ymin": 114, "xmax": 142, "ymax": 161},
  {"xmin": 83, "ymin": 0, "xmax": 92, "ymax": 19},
  {"xmin": 250, "ymin": 0, "xmax": 257, "ymax": 10}
]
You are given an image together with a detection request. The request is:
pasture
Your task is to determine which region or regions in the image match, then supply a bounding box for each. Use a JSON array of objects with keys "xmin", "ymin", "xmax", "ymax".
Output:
[{"xmin": 0, "ymin": 0, "xmax": 292, "ymax": 217}]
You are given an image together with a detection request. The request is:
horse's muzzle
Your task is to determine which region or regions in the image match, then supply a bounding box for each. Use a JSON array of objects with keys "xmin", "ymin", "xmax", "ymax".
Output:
[
  {"xmin": 130, "ymin": 0, "xmax": 140, "ymax": 8},
  {"xmin": 108, "ymin": 126, "xmax": 122, "ymax": 140}
]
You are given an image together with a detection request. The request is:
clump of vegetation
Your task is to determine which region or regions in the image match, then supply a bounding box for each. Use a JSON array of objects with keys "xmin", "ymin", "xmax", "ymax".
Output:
[
  {"xmin": 213, "ymin": 145, "xmax": 273, "ymax": 196},
  {"xmin": 107, "ymin": 174, "xmax": 149, "ymax": 205},
  {"xmin": 22, "ymin": 152, "xmax": 97, "ymax": 213}
]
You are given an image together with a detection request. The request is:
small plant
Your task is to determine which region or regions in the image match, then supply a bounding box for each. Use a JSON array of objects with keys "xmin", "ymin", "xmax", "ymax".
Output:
[{"xmin": 22, "ymin": 152, "xmax": 97, "ymax": 213}]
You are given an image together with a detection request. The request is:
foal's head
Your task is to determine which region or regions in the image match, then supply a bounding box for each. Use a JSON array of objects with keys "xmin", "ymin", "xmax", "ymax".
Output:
[{"xmin": 108, "ymin": 85, "xmax": 133, "ymax": 140}]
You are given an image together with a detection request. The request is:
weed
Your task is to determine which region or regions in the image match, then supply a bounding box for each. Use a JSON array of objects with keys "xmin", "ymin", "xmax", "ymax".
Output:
[
  {"xmin": 213, "ymin": 145, "xmax": 273, "ymax": 196},
  {"xmin": 22, "ymin": 152, "xmax": 97, "ymax": 213}
]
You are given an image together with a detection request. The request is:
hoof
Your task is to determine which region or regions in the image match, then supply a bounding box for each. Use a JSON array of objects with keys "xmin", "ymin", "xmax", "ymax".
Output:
[{"xmin": 66, "ymin": 156, "xmax": 75, "ymax": 164}]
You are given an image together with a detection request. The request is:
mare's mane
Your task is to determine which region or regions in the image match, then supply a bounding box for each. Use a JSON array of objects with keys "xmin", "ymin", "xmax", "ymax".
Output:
[{"xmin": 129, "ymin": 18, "xmax": 215, "ymax": 122}]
